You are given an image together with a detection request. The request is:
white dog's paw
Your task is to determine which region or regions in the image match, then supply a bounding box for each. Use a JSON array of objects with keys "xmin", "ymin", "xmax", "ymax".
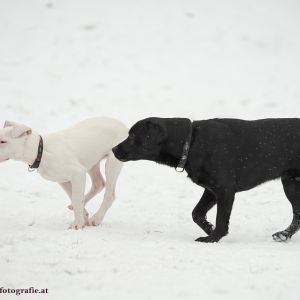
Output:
[
  {"xmin": 68, "ymin": 206, "xmax": 89, "ymax": 225},
  {"xmin": 68, "ymin": 219, "xmax": 85, "ymax": 230},
  {"xmin": 87, "ymin": 216, "xmax": 102, "ymax": 226}
]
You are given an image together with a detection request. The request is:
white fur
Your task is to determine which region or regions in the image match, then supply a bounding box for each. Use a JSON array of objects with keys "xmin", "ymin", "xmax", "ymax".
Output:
[{"xmin": 0, "ymin": 117, "xmax": 128, "ymax": 229}]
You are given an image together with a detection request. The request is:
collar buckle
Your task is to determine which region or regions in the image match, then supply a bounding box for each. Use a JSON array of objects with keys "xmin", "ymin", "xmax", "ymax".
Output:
[
  {"xmin": 175, "ymin": 120, "xmax": 193, "ymax": 173},
  {"xmin": 28, "ymin": 166, "xmax": 36, "ymax": 172},
  {"xmin": 175, "ymin": 166, "xmax": 185, "ymax": 173}
]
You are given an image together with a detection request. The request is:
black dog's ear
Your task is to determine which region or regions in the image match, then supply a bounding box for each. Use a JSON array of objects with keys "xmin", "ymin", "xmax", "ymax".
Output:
[{"xmin": 145, "ymin": 119, "xmax": 167, "ymax": 142}]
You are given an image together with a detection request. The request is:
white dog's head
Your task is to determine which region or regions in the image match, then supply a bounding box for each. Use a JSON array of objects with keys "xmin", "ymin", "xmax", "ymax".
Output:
[{"xmin": 0, "ymin": 121, "xmax": 32, "ymax": 162}]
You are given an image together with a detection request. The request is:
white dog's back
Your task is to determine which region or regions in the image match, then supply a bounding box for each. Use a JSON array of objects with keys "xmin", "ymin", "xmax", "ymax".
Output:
[{"xmin": 44, "ymin": 117, "xmax": 128, "ymax": 171}]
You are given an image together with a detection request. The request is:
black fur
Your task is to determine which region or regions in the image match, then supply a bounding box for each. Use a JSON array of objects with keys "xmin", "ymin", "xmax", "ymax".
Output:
[{"xmin": 112, "ymin": 117, "xmax": 300, "ymax": 243}]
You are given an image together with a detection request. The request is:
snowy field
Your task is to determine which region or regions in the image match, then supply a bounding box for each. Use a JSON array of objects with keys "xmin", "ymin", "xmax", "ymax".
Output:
[{"xmin": 1, "ymin": 0, "xmax": 300, "ymax": 299}]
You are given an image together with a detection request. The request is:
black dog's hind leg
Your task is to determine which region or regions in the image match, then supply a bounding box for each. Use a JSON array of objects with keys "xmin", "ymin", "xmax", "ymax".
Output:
[
  {"xmin": 273, "ymin": 170, "xmax": 300, "ymax": 242},
  {"xmin": 192, "ymin": 189, "xmax": 216, "ymax": 235},
  {"xmin": 196, "ymin": 188, "xmax": 235, "ymax": 243},
  {"xmin": 272, "ymin": 213, "xmax": 300, "ymax": 242}
]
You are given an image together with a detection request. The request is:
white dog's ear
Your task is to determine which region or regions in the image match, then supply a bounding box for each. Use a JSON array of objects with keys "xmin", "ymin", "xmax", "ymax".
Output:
[
  {"xmin": 4, "ymin": 120, "xmax": 14, "ymax": 128},
  {"xmin": 4, "ymin": 121, "xmax": 32, "ymax": 137},
  {"xmin": 10, "ymin": 123, "xmax": 32, "ymax": 138}
]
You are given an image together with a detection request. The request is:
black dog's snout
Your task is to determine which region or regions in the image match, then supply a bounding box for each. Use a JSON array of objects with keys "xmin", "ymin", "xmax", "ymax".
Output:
[
  {"xmin": 112, "ymin": 146, "xmax": 119, "ymax": 156},
  {"xmin": 112, "ymin": 144, "xmax": 130, "ymax": 162},
  {"xmin": 112, "ymin": 144, "xmax": 125, "ymax": 160}
]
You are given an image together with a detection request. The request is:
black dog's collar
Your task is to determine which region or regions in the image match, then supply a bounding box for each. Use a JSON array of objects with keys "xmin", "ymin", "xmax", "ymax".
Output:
[
  {"xmin": 28, "ymin": 136, "xmax": 43, "ymax": 172},
  {"xmin": 176, "ymin": 120, "xmax": 193, "ymax": 172}
]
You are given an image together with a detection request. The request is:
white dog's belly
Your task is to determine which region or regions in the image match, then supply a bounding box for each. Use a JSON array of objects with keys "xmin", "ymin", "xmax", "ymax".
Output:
[
  {"xmin": 38, "ymin": 163, "xmax": 73, "ymax": 182},
  {"xmin": 39, "ymin": 171, "xmax": 70, "ymax": 183}
]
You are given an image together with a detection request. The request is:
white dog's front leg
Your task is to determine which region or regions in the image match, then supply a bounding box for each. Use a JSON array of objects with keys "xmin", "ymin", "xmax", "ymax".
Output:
[
  {"xmin": 60, "ymin": 182, "xmax": 89, "ymax": 225},
  {"xmin": 69, "ymin": 173, "xmax": 86, "ymax": 230},
  {"xmin": 88, "ymin": 153, "xmax": 123, "ymax": 226}
]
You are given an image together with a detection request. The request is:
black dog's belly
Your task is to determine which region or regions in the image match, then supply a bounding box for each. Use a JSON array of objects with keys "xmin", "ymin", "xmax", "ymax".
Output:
[
  {"xmin": 234, "ymin": 169, "xmax": 282, "ymax": 192},
  {"xmin": 233, "ymin": 158, "xmax": 300, "ymax": 192},
  {"xmin": 190, "ymin": 163, "xmax": 292, "ymax": 193}
]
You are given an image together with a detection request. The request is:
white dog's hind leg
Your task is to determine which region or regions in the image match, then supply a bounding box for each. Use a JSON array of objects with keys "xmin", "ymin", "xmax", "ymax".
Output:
[
  {"xmin": 69, "ymin": 172, "xmax": 86, "ymax": 230},
  {"xmin": 88, "ymin": 153, "xmax": 123, "ymax": 226},
  {"xmin": 84, "ymin": 162, "xmax": 105, "ymax": 206}
]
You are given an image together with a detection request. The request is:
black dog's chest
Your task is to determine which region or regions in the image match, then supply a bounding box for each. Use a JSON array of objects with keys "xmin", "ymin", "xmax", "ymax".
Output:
[{"xmin": 185, "ymin": 163, "xmax": 215, "ymax": 190}]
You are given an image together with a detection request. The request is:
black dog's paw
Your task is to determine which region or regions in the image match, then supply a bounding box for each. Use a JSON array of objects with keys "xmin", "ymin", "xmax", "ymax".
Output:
[
  {"xmin": 195, "ymin": 234, "xmax": 221, "ymax": 243},
  {"xmin": 200, "ymin": 222, "xmax": 215, "ymax": 236},
  {"xmin": 272, "ymin": 231, "xmax": 291, "ymax": 242},
  {"xmin": 194, "ymin": 217, "xmax": 215, "ymax": 235}
]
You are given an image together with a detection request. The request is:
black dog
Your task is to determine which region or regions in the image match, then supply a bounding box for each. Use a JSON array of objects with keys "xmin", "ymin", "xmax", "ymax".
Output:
[{"xmin": 112, "ymin": 118, "xmax": 300, "ymax": 243}]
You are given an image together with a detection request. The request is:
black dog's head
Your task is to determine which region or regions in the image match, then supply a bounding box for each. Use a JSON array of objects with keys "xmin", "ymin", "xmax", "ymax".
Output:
[{"xmin": 112, "ymin": 118, "xmax": 167, "ymax": 162}]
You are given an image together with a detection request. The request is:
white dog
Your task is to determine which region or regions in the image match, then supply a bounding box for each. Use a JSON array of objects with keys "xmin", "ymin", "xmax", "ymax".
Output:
[{"xmin": 0, "ymin": 117, "xmax": 128, "ymax": 229}]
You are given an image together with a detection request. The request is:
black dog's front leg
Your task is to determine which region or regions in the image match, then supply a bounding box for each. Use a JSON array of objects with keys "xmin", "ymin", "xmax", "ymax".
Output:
[
  {"xmin": 192, "ymin": 189, "xmax": 216, "ymax": 235},
  {"xmin": 196, "ymin": 188, "xmax": 235, "ymax": 243}
]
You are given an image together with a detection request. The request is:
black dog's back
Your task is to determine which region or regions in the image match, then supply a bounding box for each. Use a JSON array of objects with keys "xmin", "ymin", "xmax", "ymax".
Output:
[{"xmin": 190, "ymin": 118, "xmax": 300, "ymax": 191}]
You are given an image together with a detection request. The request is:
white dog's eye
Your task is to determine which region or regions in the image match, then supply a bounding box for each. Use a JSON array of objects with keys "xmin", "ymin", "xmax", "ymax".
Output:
[{"xmin": 0, "ymin": 141, "xmax": 7, "ymax": 144}]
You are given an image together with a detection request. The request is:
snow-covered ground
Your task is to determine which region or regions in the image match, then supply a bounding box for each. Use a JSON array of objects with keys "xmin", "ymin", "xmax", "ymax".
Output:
[{"xmin": 1, "ymin": 0, "xmax": 300, "ymax": 299}]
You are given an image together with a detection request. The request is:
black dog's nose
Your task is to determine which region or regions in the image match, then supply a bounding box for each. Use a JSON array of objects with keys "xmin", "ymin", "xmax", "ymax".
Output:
[
  {"xmin": 112, "ymin": 146, "xmax": 118, "ymax": 154},
  {"xmin": 112, "ymin": 145, "xmax": 127, "ymax": 162},
  {"xmin": 112, "ymin": 146, "xmax": 122, "ymax": 159}
]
